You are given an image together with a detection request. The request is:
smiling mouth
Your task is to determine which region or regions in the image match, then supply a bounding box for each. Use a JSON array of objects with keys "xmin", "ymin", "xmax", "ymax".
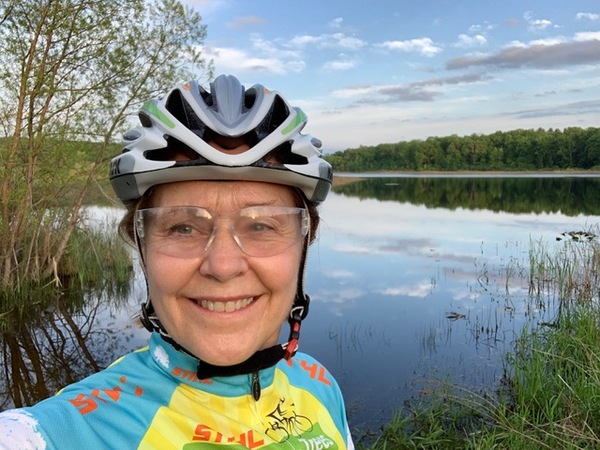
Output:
[{"xmin": 197, "ymin": 297, "xmax": 256, "ymax": 313}]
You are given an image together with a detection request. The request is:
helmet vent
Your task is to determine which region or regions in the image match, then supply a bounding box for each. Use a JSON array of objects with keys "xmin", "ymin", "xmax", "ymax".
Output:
[
  {"xmin": 198, "ymin": 85, "xmax": 214, "ymax": 107},
  {"xmin": 165, "ymin": 89, "xmax": 206, "ymax": 138},
  {"xmin": 139, "ymin": 111, "xmax": 153, "ymax": 128},
  {"xmin": 255, "ymin": 95, "xmax": 289, "ymax": 141},
  {"xmin": 244, "ymin": 87, "xmax": 257, "ymax": 110},
  {"xmin": 144, "ymin": 137, "xmax": 201, "ymax": 162},
  {"xmin": 264, "ymin": 143, "xmax": 308, "ymax": 166}
]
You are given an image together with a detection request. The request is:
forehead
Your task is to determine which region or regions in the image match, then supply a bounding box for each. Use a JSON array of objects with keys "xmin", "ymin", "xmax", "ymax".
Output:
[{"xmin": 149, "ymin": 180, "xmax": 299, "ymax": 210}]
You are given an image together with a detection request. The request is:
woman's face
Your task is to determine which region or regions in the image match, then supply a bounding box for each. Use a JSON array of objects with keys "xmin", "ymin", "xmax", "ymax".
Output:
[{"xmin": 142, "ymin": 180, "xmax": 304, "ymax": 367}]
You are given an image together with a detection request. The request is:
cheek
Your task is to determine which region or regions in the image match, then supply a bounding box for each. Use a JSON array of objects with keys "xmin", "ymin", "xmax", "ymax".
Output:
[
  {"xmin": 261, "ymin": 247, "xmax": 303, "ymax": 299},
  {"xmin": 144, "ymin": 253, "xmax": 189, "ymax": 298}
]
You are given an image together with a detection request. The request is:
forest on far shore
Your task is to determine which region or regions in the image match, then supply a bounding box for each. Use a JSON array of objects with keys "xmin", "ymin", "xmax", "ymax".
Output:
[{"xmin": 324, "ymin": 127, "xmax": 600, "ymax": 172}]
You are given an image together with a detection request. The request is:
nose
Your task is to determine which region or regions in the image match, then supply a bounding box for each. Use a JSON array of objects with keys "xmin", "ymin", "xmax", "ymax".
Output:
[{"xmin": 198, "ymin": 227, "xmax": 248, "ymax": 281}]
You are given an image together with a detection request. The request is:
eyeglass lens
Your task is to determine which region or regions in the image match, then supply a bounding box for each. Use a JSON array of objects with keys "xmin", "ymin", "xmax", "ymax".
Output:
[{"xmin": 136, "ymin": 206, "xmax": 308, "ymax": 258}]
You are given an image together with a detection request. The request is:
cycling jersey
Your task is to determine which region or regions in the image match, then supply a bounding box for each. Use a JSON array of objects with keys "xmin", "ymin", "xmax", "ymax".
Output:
[{"xmin": 0, "ymin": 332, "xmax": 354, "ymax": 449}]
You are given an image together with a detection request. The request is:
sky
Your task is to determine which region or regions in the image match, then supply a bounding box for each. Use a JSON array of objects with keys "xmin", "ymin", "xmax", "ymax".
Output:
[{"xmin": 182, "ymin": 0, "xmax": 600, "ymax": 152}]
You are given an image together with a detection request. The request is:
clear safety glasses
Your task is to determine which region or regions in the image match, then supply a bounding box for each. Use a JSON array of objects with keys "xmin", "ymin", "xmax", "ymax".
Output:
[{"xmin": 135, "ymin": 205, "xmax": 309, "ymax": 258}]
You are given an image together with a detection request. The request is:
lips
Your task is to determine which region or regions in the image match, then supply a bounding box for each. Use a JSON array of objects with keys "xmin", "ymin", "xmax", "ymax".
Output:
[{"xmin": 197, "ymin": 296, "xmax": 256, "ymax": 312}]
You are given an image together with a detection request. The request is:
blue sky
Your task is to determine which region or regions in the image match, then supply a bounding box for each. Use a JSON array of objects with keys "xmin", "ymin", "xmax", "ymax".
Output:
[{"xmin": 183, "ymin": 0, "xmax": 600, "ymax": 152}]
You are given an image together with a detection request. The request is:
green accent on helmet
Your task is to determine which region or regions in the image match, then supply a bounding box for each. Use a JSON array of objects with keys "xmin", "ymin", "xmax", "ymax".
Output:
[
  {"xmin": 281, "ymin": 108, "xmax": 307, "ymax": 135},
  {"xmin": 142, "ymin": 100, "xmax": 175, "ymax": 129}
]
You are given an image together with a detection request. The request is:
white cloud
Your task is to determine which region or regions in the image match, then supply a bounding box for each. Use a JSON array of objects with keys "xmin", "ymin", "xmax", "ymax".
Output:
[
  {"xmin": 322, "ymin": 59, "xmax": 358, "ymax": 71},
  {"xmin": 576, "ymin": 12, "xmax": 600, "ymax": 21},
  {"xmin": 376, "ymin": 38, "xmax": 443, "ymax": 57},
  {"xmin": 289, "ymin": 35, "xmax": 321, "ymax": 46},
  {"xmin": 454, "ymin": 34, "xmax": 487, "ymax": 48},
  {"xmin": 523, "ymin": 11, "xmax": 557, "ymax": 32},
  {"xmin": 574, "ymin": 31, "xmax": 600, "ymax": 41},
  {"xmin": 529, "ymin": 19, "xmax": 553, "ymax": 31},
  {"xmin": 528, "ymin": 37, "xmax": 567, "ymax": 46},
  {"xmin": 202, "ymin": 46, "xmax": 302, "ymax": 75},
  {"xmin": 329, "ymin": 17, "xmax": 344, "ymax": 28},
  {"xmin": 504, "ymin": 40, "xmax": 527, "ymax": 49},
  {"xmin": 288, "ymin": 32, "xmax": 366, "ymax": 51},
  {"xmin": 331, "ymin": 84, "xmax": 378, "ymax": 99},
  {"xmin": 468, "ymin": 22, "xmax": 495, "ymax": 34},
  {"xmin": 250, "ymin": 35, "xmax": 300, "ymax": 59}
]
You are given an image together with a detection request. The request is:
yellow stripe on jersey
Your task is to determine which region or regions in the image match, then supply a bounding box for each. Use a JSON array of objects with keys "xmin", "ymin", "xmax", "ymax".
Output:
[{"xmin": 138, "ymin": 366, "xmax": 345, "ymax": 449}]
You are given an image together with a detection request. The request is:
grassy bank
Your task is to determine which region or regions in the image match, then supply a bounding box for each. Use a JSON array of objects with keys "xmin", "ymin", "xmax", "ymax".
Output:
[{"xmin": 359, "ymin": 228, "xmax": 600, "ymax": 449}]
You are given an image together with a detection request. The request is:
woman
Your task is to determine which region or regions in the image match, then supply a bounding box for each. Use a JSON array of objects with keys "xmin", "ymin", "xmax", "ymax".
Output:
[{"xmin": 0, "ymin": 74, "xmax": 354, "ymax": 449}]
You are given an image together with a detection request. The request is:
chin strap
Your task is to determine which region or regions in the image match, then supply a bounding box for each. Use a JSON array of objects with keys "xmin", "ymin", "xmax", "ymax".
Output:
[
  {"xmin": 139, "ymin": 293, "xmax": 310, "ymax": 379},
  {"xmin": 196, "ymin": 345, "xmax": 285, "ymax": 379},
  {"xmin": 283, "ymin": 301, "xmax": 307, "ymax": 360}
]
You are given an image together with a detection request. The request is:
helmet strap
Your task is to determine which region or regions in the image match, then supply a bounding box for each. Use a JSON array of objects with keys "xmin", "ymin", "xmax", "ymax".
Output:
[
  {"xmin": 283, "ymin": 192, "xmax": 312, "ymax": 359},
  {"xmin": 283, "ymin": 296, "xmax": 309, "ymax": 360}
]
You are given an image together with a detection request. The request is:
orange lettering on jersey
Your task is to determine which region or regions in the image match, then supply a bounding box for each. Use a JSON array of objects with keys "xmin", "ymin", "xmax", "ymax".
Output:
[
  {"xmin": 69, "ymin": 393, "xmax": 98, "ymax": 415},
  {"xmin": 171, "ymin": 366, "xmax": 212, "ymax": 385},
  {"xmin": 67, "ymin": 375, "xmax": 144, "ymax": 415},
  {"xmin": 192, "ymin": 424, "xmax": 212, "ymax": 441},
  {"xmin": 98, "ymin": 386, "xmax": 123, "ymax": 402},
  {"xmin": 237, "ymin": 430, "xmax": 264, "ymax": 448},
  {"xmin": 299, "ymin": 360, "xmax": 332, "ymax": 386},
  {"xmin": 192, "ymin": 424, "xmax": 264, "ymax": 448},
  {"xmin": 318, "ymin": 367, "xmax": 332, "ymax": 386}
]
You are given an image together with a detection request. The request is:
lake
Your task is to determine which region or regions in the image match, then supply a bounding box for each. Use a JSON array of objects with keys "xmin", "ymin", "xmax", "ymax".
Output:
[{"xmin": 2, "ymin": 175, "xmax": 600, "ymax": 438}]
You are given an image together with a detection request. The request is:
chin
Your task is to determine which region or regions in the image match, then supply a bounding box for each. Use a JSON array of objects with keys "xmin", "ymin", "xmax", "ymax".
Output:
[{"xmin": 195, "ymin": 346, "xmax": 256, "ymax": 367}]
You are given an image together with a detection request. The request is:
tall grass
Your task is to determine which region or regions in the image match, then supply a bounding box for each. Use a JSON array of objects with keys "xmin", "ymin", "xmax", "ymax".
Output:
[
  {"xmin": 0, "ymin": 213, "xmax": 132, "ymax": 332},
  {"xmin": 529, "ymin": 230, "xmax": 600, "ymax": 304},
  {"xmin": 360, "ymin": 227, "xmax": 600, "ymax": 449}
]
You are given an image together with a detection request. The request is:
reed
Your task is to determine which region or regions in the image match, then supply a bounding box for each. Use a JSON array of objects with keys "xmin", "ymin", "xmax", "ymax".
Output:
[
  {"xmin": 360, "ymin": 228, "xmax": 600, "ymax": 449},
  {"xmin": 0, "ymin": 216, "xmax": 132, "ymax": 331},
  {"xmin": 528, "ymin": 229, "xmax": 600, "ymax": 304}
]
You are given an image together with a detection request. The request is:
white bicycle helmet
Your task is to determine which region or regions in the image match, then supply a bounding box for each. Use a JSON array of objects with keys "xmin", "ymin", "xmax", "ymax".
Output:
[
  {"xmin": 109, "ymin": 75, "xmax": 331, "ymax": 382},
  {"xmin": 110, "ymin": 74, "xmax": 332, "ymax": 205}
]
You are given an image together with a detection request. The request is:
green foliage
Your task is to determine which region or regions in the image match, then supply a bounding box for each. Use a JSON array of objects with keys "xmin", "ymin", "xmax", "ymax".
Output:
[
  {"xmin": 0, "ymin": 0, "xmax": 212, "ymax": 290},
  {"xmin": 357, "ymin": 386, "xmax": 489, "ymax": 449},
  {"xmin": 326, "ymin": 127, "xmax": 600, "ymax": 172}
]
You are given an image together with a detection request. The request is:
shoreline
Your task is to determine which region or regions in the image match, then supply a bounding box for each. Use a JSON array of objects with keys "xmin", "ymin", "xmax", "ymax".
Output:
[{"xmin": 332, "ymin": 169, "xmax": 600, "ymax": 186}]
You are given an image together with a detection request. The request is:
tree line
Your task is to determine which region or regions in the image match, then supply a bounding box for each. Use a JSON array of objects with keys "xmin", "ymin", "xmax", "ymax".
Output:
[{"xmin": 324, "ymin": 127, "xmax": 600, "ymax": 172}]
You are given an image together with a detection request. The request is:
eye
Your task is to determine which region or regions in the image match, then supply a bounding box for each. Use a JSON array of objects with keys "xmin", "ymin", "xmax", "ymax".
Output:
[
  {"xmin": 156, "ymin": 215, "xmax": 212, "ymax": 238},
  {"xmin": 249, "ymin": 221, "xmax": 276, "ymax": 233},
  {"xmin": 239, "ymin": 216, "xmax": 285, "ymax": 236},
  {"xmin": 168, "ymin": 223, "xmax": 194, "ymax": 236}
]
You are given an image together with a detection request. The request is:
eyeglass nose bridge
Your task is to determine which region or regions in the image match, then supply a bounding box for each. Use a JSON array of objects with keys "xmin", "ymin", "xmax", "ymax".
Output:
[{"xmin": 202, "ymin": 220, "xmax": 246, "ymax": 255}]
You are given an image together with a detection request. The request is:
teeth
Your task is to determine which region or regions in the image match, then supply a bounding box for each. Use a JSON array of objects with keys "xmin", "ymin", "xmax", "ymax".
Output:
[{"xmin": 200, "ymin": 297, "xmax": 254, "ymax": 312}]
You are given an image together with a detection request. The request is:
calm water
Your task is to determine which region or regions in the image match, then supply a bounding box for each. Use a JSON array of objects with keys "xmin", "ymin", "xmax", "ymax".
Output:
[{"xmin": 3, "ymin": 175, "xmax": 600, "ymax": 437}]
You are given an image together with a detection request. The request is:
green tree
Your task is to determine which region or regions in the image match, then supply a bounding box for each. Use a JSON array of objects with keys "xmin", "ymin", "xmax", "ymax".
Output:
[
  {"xmin": 0, "ymin": 0, "xmax": 213, "ymax": 289},
  {"xmin": 584, "ymin": 129, "xmax": 600, "ymax": 169}
]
